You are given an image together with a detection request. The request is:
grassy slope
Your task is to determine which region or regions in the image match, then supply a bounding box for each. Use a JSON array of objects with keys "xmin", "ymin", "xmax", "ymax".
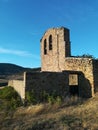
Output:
[{"xmin": 0, "ymin": 94, "xmax": 98, "ymax": 130}]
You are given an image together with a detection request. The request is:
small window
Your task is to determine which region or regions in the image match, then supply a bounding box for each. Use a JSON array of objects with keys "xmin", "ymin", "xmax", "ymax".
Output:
[
  {"xmin": 49, "ymin": 35, "xmax": 52, "ymax": 50},
  {"xmin": 69, "ymin": 74, "xmax": 79, "ymax": 96},
  {"xmin": 69, "ymin": 74, "xmax": 78, "ymax": 86},
  {"xmin": 44, "ymin": 39, "xmax": 47, "ymax": 55}
]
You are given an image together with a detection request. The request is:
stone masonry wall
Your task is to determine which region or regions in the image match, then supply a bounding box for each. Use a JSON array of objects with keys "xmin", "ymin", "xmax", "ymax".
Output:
[
  {"xmin": 8, "ymin": 70, "xmax": 93, "ymax": 100},
  {"xmin": 8, "ymin": 80, "xmax": 25, "ymax": 100},
  {"xmin": 8, "ymin": 72, "xmax": 69, "ymax": 100},
  {"xmin": 25, "ymin": 71, "xmax": 92, "ymax": 98},
  {"xmin": 93, "ymin": 60, "xmax": 98, "ymax": 92},
  {"xmin": 24, "ymin": 71, "xmax": 69, "ymax": 97},
  {"xmin": 41, "ymin": 27, "xmax": 70, "ymax": 72},
  {"xmin": 65, "ymin": 57, "xmax": 94, "ymax": 97}
]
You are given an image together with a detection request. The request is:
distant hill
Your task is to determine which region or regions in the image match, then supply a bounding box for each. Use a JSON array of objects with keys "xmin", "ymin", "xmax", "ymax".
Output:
[{"xmin": 0, "ymin": 63, "xmax": 41, "ymax": 75}]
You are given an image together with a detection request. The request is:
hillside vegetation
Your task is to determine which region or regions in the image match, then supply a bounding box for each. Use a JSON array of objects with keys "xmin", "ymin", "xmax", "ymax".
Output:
[
  {"xmin": 0, "ymin": 87, "xmax": 98, "ymax": 130},
  {"xmin": 0, "ymin": 63, "xmax": 41, "ymax": 87},
  {"xmin": 0, "ymin": 63, "xmax": 40, "ymax": 75}
]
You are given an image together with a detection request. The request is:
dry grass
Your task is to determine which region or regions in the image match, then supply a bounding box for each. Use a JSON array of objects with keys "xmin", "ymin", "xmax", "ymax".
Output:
[{"xmin": 1, "ymin": 93, "xmax": 98, "ymax": 130}]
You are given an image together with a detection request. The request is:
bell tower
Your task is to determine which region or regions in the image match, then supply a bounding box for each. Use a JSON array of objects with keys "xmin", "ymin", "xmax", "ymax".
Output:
[{"xmin": 40, "ymin": 27, "xmax": 71, "ymax": 72}]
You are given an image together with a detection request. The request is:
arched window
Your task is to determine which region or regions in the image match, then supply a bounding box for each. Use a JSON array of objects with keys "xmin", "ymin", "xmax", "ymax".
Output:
[
  {"xmin": 49, "ymin": 35, "xmax": 52, "ymax": 50},
  {"xmin": 44, "ymin": 39, "xmax": 47, "ymax": 55}
]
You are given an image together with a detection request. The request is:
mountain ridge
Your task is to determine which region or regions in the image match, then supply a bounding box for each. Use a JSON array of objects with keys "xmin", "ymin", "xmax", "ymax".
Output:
[{"xmin": 0, "ymin": 63, "xmax": 41, "ymax": 75}]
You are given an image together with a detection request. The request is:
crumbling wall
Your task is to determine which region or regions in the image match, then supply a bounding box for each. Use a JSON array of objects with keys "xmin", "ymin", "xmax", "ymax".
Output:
[
  {"xmin": 8, "ymin": 72, "xmax": 69, "ymax": 100},
  {"xmin": 25, "ymin": 71, "xmax": 92, "ymax": 98},
  {"xmin": 24, "ymin": 71, "xmax": 69, "ymax": 97},
  {"xmin": 8, "ymin": 69, "xmax": 94, "ymax": 100},
  {"xmin": 65, "ymin": 58, "xmax": 94, "ymax": 97},
  {"xmin": 93, "ymin": 60, "xmax": 98, "ymax": 92},
  {"xmin": 41, "ymin": 27, "xmax": 70, "ymax": 72},
  {"xmin": 8, "ymin": 80, "xmax": 25, "ymax": 100}
]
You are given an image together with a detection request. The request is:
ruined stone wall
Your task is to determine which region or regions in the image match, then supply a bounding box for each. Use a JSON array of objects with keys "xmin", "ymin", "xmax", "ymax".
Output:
[
  {"xmin": 25, "ymin": 71, "xmax": 91, "ymax": 98},
  {"xmin": 8, "ymin": 69, "xmax": 93, "ymax": 100},
  {"xmin": 8, "ymin": 80, "xmax": 25, "ymax": 100},
  {"xmin": 93, "ymin": 60, "xmax": 98, "ymax": 92},
  {"xmin": 8, "ymin": 72, "xmax": 69, "ymax": 100},
  {"xmin": 41, "ymin": 27, "xmax": 70, "ymax": 72},
  {"xmin": 24, "ymin": 71, "xmax": 69, "ymax": 97},
  {"xmin": 65, "ymin": 58, "xmax": 94, "ymax": 97}
]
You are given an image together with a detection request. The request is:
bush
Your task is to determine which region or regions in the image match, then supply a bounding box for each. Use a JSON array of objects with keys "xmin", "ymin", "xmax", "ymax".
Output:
[
  {"xmin": 47, "ymin": 95, "xmax": 62, "ymax": 105},
  {"xmin": 25, "ymin": 91, "xmax": 37, "ymax": 105},
  {"xmin": 55, "ymin": 96, "xmax": 62, "ymax": 105},
  {"xmin": 0, "ymin": 86, "xmax": 18, "ymax": 100},
  {"xmin": 48, "ymin": 95, "xmax": 55, "ymax": 105},
  {"xmin": 29, "ymin": 119, "xmax": 55, "ymax": 130},
  {"xmin": 0, "ymin": 86, "xmax": 22, "ymax": 110},
  {"xmin": 39, "ymin": 91, "xmax": 49, "ymax": 102},
  {"xmin": 25, "ymin": 90, "xmax": 63, "ymax": 106}
]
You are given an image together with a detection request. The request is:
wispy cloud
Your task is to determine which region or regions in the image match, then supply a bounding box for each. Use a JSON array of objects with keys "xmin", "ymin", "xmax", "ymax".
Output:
[{"xmin": 0, "ymin": 47, "xmax": 40, "ymax": 60}]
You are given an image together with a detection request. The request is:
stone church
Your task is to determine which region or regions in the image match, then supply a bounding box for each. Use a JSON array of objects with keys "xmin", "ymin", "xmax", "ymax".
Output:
[{"xmin": 9, "ymin": 27, "xmax": 98, "ymax": 100}]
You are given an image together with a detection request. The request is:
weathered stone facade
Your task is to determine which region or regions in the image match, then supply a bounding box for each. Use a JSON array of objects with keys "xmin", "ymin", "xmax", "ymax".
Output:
[
  {"xmin": 40, "ymin": 27, "xmax": 98, "ymax": 97},
  {"xmin": 65, "ymin": 58, "xmax": 94, "ymax": 96},
  {"xmin": 41, "ymin": 27, "xmax": 71, "ymax": 72},
  {"xmin": 9, "ymin": 27, "xmax": 98, "ymax": 99},
  {"xmin": 8, "ymin": 79, "xmax": 25, "ymax": 99},
  {"xmin": 9, "ymin": 70, "xmax": 92, "ymax": 100}
]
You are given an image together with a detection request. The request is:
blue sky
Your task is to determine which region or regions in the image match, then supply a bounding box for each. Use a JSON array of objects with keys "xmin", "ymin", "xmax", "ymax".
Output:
[{"xmin": 0, "ymin": 0, "xmax": 98, "ymax": 68}]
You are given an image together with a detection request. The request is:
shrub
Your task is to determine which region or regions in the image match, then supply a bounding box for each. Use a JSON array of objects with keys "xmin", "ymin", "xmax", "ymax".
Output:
[
  {"xmin": 48, "ymin": 95, "xmax": 55, "ymax": 105},
  {"xmin": 0, "ymin": 86, "xmax": 22, "ymax": 110},
  {"xmin": 39, "ymin": 91, "xmax": 49, "ymax": 102},
  {"xmin": 0, "ymin": 86, "xmax": 18, "ymax": 100},
  {"xmin": 25, "ymin": 89, "xmax": 63, "ymax": 106},
  {"xmin": 30, "ymin": 119, "xmax": 55, "ymax": 130},
  {"xmin": 47, "ymin": 90, "xmax": 62, "ymax": 105},
  {"xmin": 55, "ymin": 96, "xmax": 62, "ymax": 105},
  {"xmin": 25, "ymin": 91, "xmax": 37, "ymax": 105}
]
